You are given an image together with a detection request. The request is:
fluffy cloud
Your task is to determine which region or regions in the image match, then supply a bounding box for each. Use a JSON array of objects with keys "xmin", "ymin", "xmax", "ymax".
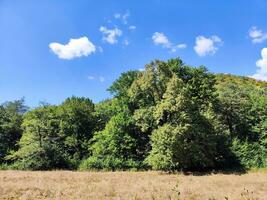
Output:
[
  {"xmin": 49, "ymin": 37, "xmax": 96, "ymax": 60},
  {"xmin": 152, "ymin": 32, "xmax": 171, "ymax": 47},
  {"xmin": 249, "ymin": 27, "xmax": 267, "ymax": 44},
  {"xmin": 152, "ymin": 32, "xmax": 186, "ymax": 52},
  {"xmin": 251, "ymin": 48, "xmax": 267, "ymax": 81},
  {"xmin": 194, "ymin": 35, "xmax": 222, "ymax": 56},
  {"xmin": 99, "ymin": 26, "xmax": 122, "ymax": 44}
]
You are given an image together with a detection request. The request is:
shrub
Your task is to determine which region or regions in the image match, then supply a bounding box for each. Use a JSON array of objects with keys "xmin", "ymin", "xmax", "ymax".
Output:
[{"xmin": 231, "ymin": 139, "xmax": 267, "ymax": 168}]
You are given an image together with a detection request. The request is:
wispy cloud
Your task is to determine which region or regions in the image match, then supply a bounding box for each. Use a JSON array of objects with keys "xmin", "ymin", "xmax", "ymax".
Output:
[
  {"xmin": 99, "ymin": 26, "xmax": 122, "ymax": 44},
  {"xmin": 114, "ymin": 10, "xmax": 130, "ymax": 24},
  {"xmin": 99, "ymin": 76, "xmax": 105, "ymax": 82},
  {"xmin": 114, "ymin": 13, "xmax": 121, "ymax": 19},
  {"xmin": 98, "ymin": 46, "xmax": 103, "ymax": 53},
  {"xmin": 129, "ymin": 25, "xmax": 136, "ymax": 31},
  {"xmin": 249, "ymin": 27, "xmax": 267, "ymax": 44},
  {"xmin": 250, "ymin": 48, "xmax": 267, "ymax": 81},
  {"xmin": 49, "ymin": 37, "xmax": 96, "ymax": 60},
  {"xmin": 88, "ymin": 76, "xmax": 95, "ymax": 80},
  {"xmin": 123, "ymin": 39, "xmax": 130, "ymax": 46},
  {"xmin": 194, "ymin": 35, "xmax": 222, "ymax": 57},
  {"xmin": 88, "ymin": 75, "xmax": 105, "ymax": 82},
  {"xmin": 152, "ymin": 32, "xmax": 186, "ymax": 52},
  {"xmin": 102, "ymin": 10, "xmax": 135, "ymax": 47},
  {"xmin": 176, "ymin": 43, "xmax": 187, "ymax": 49}
]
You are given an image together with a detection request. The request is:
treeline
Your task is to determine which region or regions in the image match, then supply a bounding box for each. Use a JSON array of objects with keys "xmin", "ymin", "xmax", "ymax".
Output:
[{"xmin": 0, "ymin": 58, "xmax": 266, "ymax": 171}]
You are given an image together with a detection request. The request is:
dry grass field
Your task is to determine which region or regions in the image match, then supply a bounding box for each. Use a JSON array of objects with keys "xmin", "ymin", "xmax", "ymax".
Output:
[{"xmin": 0, "ymin": 170, "xmax": 266, "ymax": 200}]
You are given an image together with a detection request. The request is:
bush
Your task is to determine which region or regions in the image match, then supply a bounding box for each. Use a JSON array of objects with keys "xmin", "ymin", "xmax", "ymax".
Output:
[
  {"xmin": 79, "ymin": 156, "xmax": 141, "ymax": 171},
  {"xmin": 10, "ymin": 144, "xmax": 72, "ymax": 170},
  {"xmin": 231, "ymin": 139, "xmax": 267, "ymax": 168}
]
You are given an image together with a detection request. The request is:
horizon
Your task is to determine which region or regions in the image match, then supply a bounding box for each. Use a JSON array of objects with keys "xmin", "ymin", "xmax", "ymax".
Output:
[{"xmin": 1, "ymin": 0, "xmax": 267, "ymax": 107}]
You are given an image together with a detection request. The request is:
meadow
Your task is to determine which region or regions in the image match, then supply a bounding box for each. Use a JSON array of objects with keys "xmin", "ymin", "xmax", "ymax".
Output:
[{"xmin": 0, "ymin": 170, "xmax": 266, "ymax": 200}]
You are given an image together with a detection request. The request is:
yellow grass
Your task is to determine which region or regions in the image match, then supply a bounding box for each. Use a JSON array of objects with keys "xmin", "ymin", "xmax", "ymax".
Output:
[{"xmin": 0, "ymin": 170, "xmax": 266, "ymax": 200}]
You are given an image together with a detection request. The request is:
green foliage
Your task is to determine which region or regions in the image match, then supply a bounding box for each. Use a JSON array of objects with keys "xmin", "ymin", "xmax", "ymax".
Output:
[
  {"xmin": 232, "ymin": 139, "xmax": 267, "ymax": 168},
  {"xmin": 7, "ymin": 97, "xmax": 97, "ymax": 170},
  {"xmin": 1, "ymin": 58, "xmax": 266, "ymax": 171},
  {"xmin": 0, "ymin": 99, "xmax": 27, "ymax": 163},
  {"xmin": 7, "ymin": 105, "xmax": 70, "ymax": 170},
  {"xmin": 94, "ymin": 98, "xmax": 122, "ymax": 131},
  {"xmin": 108, "ymin": 70, "xmax": 140, "ymax": 98},
  {"xmin": 231, "ymin": 139, "xmax": 267, "ymax": 168},
  {"xmin": 146, "ymin": 75, "xmax": 223, "ymax": 170},
  {"xmin": 216, "ymin": 75, "xmax": 267, "ymax": 169},
  {"xmin": 59, "ymin": 97, "xmax": 96, "ymax": 162},
  {"xmin": 79, "ymin": 111, "xmax": 143, "ymax": 170}
]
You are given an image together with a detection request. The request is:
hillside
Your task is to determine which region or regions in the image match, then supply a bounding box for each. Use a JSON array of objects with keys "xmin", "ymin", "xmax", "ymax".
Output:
[{"xmin": 216, "ymin": 73, "xmax": 267, "ymax": 88}]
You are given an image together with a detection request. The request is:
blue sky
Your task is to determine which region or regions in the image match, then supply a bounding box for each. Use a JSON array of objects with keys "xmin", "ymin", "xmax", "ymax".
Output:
[{"xmin": 1, "ymin": 0, "xmax": 267, "ymax": 107}]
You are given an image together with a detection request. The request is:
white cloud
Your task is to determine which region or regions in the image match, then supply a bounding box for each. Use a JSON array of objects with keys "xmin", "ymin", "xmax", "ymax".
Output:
[
  {"xmin": 129, "ymin": 25, "xmax": 136, "ymax": 31},
  {"xmin": 152, "ymin": 32, "xmax": 171, "ymax": 48},
  {"xmin": 152, "ymin": 32, "xmax": 186, "ymax": 52},
  {"xmin": 99, "ymin": 76, "xmax": 105, "ymax": 82},
  {"xmin": 123, "ymin": 39, "xmax": 130, "ymax": 46},
  {"xmin": 176, "ymin": 43, "xmax": 187, "ymax": 49},
  {"xmin": 194, "ymin": 35, "xmax": 222, "ymax": 57},
  {"xmin": 249, "ymin": 27, "xmax": 267, "ymax": 44},
  {"xmin": 114, "ymin": 11, "xmax": 130, "ymax": 24},
  {"xmin": 49, "ymin": 37, "xmax": 96, "ymax": 60},
  {"xmin": 99, "ymin": 26, "xmax": 122, "ymax": 44},
  {"xmin": 251, "ymin": 48, "xmax": 267, "ymax": 81},
  {"xmin": 98, "ymin": 46, "xmax": 103, "ymax": 53},
  {"xmin": 114, "ymin": 13, "xmax": 121, "ymax": 19},
  {"xmin": 88, "ymin": 75, "xmax": 105, "ymax": 82},
  {"xmin": 122, "ymin": 12, "xmax": 130, "ymax": 24}
]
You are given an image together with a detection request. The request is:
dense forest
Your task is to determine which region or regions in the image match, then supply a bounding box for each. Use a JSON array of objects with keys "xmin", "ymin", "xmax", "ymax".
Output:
[{"xmin": 0, "ymin": 58, "xmax": 266, "ymax": 171}]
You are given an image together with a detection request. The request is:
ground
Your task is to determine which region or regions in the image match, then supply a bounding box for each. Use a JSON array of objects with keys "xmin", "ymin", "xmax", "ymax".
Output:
[{"xmin": 0, "ymin": 170, "xmax": 266, "ymax": 200}]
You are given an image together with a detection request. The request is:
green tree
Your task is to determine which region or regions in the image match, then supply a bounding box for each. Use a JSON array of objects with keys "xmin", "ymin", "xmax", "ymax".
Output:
[
  {"xmin": 3, "ymin": 58, "xmax": 266, "ymax": 171},
  {"xmin": 7, "ymin": 105, "xmax": 69, "ymax": 170},
  {"xmin": 59, "ymin": 97, "xmax": 96, "ymax": 163},
  {"xmin": 146, "ymin": 76, "xmax": 221, "ymax": 170},
  {"xmin": 8, "ymin": 97, "xmax": 97, "ymax": 170},
  {"xmin": 108, "ymin": 70, "xmax": 140, "ymax": 99},
  {"xmin": 94, "ymin": 98, "xmax": 122, "ymax": 131},
  {"xmin": 80, "ymin": 111, "xmax": 142, "ymax": 170},
  {"xmin": 216, "ymin": 75, "xmax": 267, "ymax": 168},
  {"xmin": 0, "ymin": 99, "xmax": 27, "ymax": 164}
]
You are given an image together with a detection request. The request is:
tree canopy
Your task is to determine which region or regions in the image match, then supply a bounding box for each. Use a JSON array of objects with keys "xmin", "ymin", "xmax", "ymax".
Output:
[{"xmin": 1, "ymin": 58, "xmax": 266, "ymax": 171}]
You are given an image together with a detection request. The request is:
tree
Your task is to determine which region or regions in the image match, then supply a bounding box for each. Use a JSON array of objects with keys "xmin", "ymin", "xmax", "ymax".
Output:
[
  {"xmin": 126, "ymin": 58, "xmax": 224, "ymax": 170},
  {"xmin": 216, "ymin": 75, "xmax": 267, "ymax": 168},
  {"xmin": 59, "ymin": 97, "xmax": 96, "ymax": 163},
  {"xmin": 7, "ymin": 105, "xmax": 69, "ymax": 170},
  {"xmin": 0, "ymin": 99, "xmax": 27, "ymax": 164},
  {"xmin": 108, "ymin": 70, "xmax": 140, "ymax": 99},
  {"xmin": 94, "ymin": 98, "xmax": 122, "ymax": 131},
  {"xmin": 8, "ymin": 97, "xmax": 97, "ymax": 170},
  {"xmin": 2, "ymin": 58, "xmax": 266, "ymax": 171},
  {"xmin": 146, "ymin": 76, "xmax": 221, "ymax": 170},
  {"xmin": 80, "ymin": 111, "xmax": 142, "ymax": 170}
]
